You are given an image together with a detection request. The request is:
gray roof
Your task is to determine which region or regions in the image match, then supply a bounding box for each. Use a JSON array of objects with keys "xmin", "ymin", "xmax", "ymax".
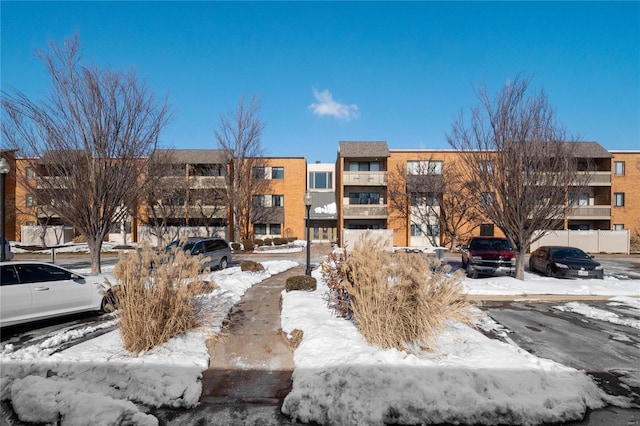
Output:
[
  {"xmin": 567, "ymin": 142, "xmax": 612, "ymax": 159},
  {"xmin": 339, "ymin": 141, "xmax": 389, "ymax": 158},
  {"xmin": 155, "ymin": 149, "xmax": 228, "ymax": 164}
]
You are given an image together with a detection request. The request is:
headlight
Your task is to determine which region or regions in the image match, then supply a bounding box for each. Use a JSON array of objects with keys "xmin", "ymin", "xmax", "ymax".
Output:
[
  {"xmin": 595, "ymin": 265, "xmax": 603, "ymax": 270},
  {"xmin": 554, "ymin": 262, "xmax": 569, "ymax": 269},
  {"xmin": 471, "ymin": 256, "xmax": 482, "ymax": 262}
]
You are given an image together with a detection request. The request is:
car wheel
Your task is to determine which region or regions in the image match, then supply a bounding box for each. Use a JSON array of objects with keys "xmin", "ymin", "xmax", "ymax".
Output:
[
  {"xmin": 546, "ymin": 265, "xmax": 554, "ymax": 278},
  {"xmin": 100, "ymin": 290, "xmax": 117, "ymax": 313},
  {"xmin": 466, "ymin": 264, "xmax": 478, "ymax": 279},
  {"xmin": 219, "ymin": 257, "xmax": 228, "ymax": 270}
]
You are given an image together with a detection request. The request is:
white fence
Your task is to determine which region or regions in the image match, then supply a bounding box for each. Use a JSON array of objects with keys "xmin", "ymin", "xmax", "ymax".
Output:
[
  {"xmin": 530, "ymin": 230, "xmax": 630, "ymax": 254},
  {"xmin": 21, "ymin": 226, "xmax": 75, "ymax": 246},
  {"xmin": 137, "ymin": 226, "xmax": 227, "ymax": 248},
  {"xmin": 342, "ymin": 229, "xmax": 394, "ymax": 253}
]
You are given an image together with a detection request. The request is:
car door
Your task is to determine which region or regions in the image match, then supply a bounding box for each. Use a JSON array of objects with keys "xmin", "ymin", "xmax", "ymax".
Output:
[
  {"xmin": 15, "ymin": 263, "xmax": 93, "ymax": 317},
  {"xmin": 0, "ymin": 265, "xmax": 33, "ymax": 325}
]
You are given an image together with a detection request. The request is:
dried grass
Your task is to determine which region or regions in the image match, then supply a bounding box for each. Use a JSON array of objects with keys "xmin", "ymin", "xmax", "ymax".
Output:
[
  {"xmin": 341, "ymin": 234, "xmax": 472, "ymax": 352},
  {"xmin": 110, "ymin": 245, "xmax": 217, "ymax": 354}
]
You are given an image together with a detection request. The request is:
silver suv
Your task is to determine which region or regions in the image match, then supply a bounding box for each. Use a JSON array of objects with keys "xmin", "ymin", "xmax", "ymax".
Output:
[{"xmin": 166, "ymin": 237, "xmax": 232, "ymax": 271}]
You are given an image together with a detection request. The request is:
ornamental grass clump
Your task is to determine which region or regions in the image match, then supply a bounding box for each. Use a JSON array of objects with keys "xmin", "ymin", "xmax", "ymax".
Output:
[
  {"xmin": 111, "ymin": 244, "xmax": 215, "ymax": 354},
  {"xmin": 339, "ymin": 234, "xmax": 472, "ymax": 351}
]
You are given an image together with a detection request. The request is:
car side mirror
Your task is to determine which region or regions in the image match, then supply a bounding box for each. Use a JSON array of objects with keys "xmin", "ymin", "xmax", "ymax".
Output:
[{"xmin": 71, "ymin": 274, "xmax": 85, "ymax": 283}]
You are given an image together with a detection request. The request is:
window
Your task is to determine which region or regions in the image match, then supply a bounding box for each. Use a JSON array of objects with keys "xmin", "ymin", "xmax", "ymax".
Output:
[
  {"xmin": 614, "ymin": 192, "xmax": 625, "ymax": 207},
  {"xmin": 613, "ymin": 224, "xmax": 624, "ymax": 231},
  {"xmin": 427, "ymin": 224, "xmax": 440, "ymax": 237},
  {"xmin": 349, "ymin": 192, "xmax": 380, "ymax": 205},
  {"xmin": 26, "ymin": 167, "xmax": 36, "ymax": 179},
  {"xmin": 309, "ymin": 171, "xmax": 332, "ymax": 189},
  {"xmin": 480, "ymin": 224, "xmax": 495, "ymax": 237},
  {"xmin": 253, "ymin": 167, "xmax": 267, "ymax": 179},
  {"xmin": 614, "ymin": 161, "xmax": 625, "ymax": 176},
  {"xmin": 25, "ymin": 194, "xmax": 35, "ymax": 207},
  {"xmin": 269, "ymin": 224, "xmax": 281, "ymax": 235},
  {"xmin": 272, "ymin": 195, "xmax": 284, "ymax": 207},
  {"xmin": 253, "ymin": 224, "xmax": 267, "ymax": 234},
  {"xmin": 253, "ymin": 195, "xmax": 266, "ymax": 207},
  {"xmin": 348, "ymin": 162, "xmax": 380, "ymax": 171},
  {"xmin": 271, "ymin": 167, "xmax": 284, "ymax": 179},
  {"xmin": 480, "ymin": 161, "xmax": 494, "ymax": 175},
  {"xmin": 480, "ymin": 192, "xmax": 494, "ymax": 206},
  {"xmin": 411, "ymin": 224, "xmax": 423, "ymax": 236},
  {"xmin": 407, "ymin": 161, "xmax": 442, "ymax": 175},
  {"xmin": 411, "ymin": 192, "xmax": 439, "ymax": 207}
]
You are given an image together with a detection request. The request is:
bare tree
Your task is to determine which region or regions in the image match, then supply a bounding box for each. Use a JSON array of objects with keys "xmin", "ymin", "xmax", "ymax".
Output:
[
  {"xmin": 447, "ymin": 75, "xmax": 591, "ymax": 279},
  {"xmin": 388, "ymin": 159, "xmax": 480, "ymax": 249},
  {"xmin": 1, "ymin": 35, "xmax": 170, "ymax": 273},
  {"xmin": 214, "ymin": 94, "xmax": 268, "ymax": 242}
]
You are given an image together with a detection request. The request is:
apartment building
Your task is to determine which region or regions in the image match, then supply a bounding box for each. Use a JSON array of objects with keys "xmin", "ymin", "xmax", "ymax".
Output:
[
  {"xmin": 610, "ymin": 151, "xmax": 640, "ymax": 233},
  {"xmin": 2, "ymin": 144, "xmax": 639, "ymax": 251}
]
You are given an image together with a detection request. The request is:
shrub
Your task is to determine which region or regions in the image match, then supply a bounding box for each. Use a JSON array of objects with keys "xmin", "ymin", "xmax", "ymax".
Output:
[
  {"xmin": 110, "ymin": 245, "xmax": 215, "ymax": 353},
  {"xmin": 274, "ymin": 237, "xmax": 287, "ymax": 246},
  {"xmin": 321, "ymin": 246, "xmax": 352, "ymax": 318},
  {"xmin": 253, "ymin": 238, "xmax": 264, "ymax": 247},
  {"xmin": 285, "ymin": 275, "xmax": 317, "ymax": 292},
  {"xmin": 241, "ymin": 240, "xmax": 255, "ymax": 251},
  {"xmin": 340, "ymin": 233, "xmax": 471, "ymax": 352},
  {"xmin": 230, "ymin": 242, "xmax": 241, "ymax": 251},
  {"xmin": 263, "ymin": 238, "xmax": 273, "ymax": 246},
  {"xmin": 240, "ymin": 260, "xmax": 265, "ymax": 272}
]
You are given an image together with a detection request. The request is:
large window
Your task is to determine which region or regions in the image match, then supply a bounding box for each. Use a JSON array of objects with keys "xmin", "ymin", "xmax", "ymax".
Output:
[
  {"xmin": 614, "ymin": 161, "xmax": 625, "ymax": 176},
  {"xmin": 348, "ymin": 162, "xmax": 380, "ymax": 172},
  {"xmin": 411, "ymin": 192, "xmax": 439, "ymax": 207},
  {"xmin": 272, "ymin": 195, "xmax": 284, "ymax": 207},
  {"xmin": 614, "ymin": 192, "xmax": 625, "ymax": 207},
  {"xmin": 411, "ymin": 223, "xmax": 439, "ymax": 237},
  {"xmin": 253, "ymin": 167, "xmax": 267, "ymax": 179},
  {"xmin": 407, "ymin": 161, "xmax": 442, "ymax": 175},
  {"xmin": 349, "ymin": 192, "xmax": 380, "ymax": 205},
  {"xmin": 309, "ymin": 171, "xmax": 332, "ymax": 189}
]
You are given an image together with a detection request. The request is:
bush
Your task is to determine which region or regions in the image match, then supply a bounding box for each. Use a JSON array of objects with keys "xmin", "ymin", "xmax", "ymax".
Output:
[
  {"xmin": 285, "ymin": 275, "xmax": 317, "ymax": 292},
  {"xmin": 230, "ymin": 242, "xmax": 241, "ymax": 251},
  {"xmin": 338, "ymin": 234, "xmax": 472, "ymax": 352},
  {"xmin": 241, "ymin": 240, "xmax": 255, "ymax": 251},
  {"xmin": 322, "ymin": 246, "xmax": 352, "ymax": 318},
  {"xmin": 263, "ymin": 238, "xmax": 273, "ymax": 246},
  {"xmin": 240, "ymin": 260, "xmax": 265, "ymax": 272},
  {"xmin": 273, "ymin": 237, "xmax": 287, "ymax": 246},
  {"xmin": 253, "ymin": 238, "xmax": 264, "ymax": 247},
  {"xmin": 110, "ymin": 245, "xmax": 215, "ymax": 353}
]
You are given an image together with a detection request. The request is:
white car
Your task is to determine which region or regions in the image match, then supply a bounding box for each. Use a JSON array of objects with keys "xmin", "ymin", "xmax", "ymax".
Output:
[{"xmin": 0, "ymin": 261, "xmax": 114, "ymax": 327}]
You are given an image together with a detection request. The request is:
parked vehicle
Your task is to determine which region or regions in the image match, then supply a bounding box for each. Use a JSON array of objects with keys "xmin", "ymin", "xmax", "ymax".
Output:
[
  {"xmin": 165, "ymin": 237, "xmax": 232, "ymax": 271},
  {"xmin": 529, "ymin": 246, "xmax": 604, "ymax": 279},
  {"xmin": 461, "ymin": 237, "xmax": 516, "ymax": 278},
  {"xmin": 0, "ymin": 261, "xmax": 114, "ymax": 327},
  {"xmin": 2, "ymin": 237, "xmax": 14, "ymax": 260}
]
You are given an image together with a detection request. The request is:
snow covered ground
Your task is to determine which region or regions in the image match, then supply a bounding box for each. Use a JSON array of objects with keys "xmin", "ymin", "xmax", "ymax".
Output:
[{"xmin": 1, "ymin": 244, "xmax": 639, "ymax": 425}]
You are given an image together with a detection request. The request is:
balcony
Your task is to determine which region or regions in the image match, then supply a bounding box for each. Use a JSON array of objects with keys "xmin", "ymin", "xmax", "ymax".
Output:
[
  {"xmin": 567, "ymin": 205, "xmax": 611, "ymax": 220},
  {"xmin": 579, "ymin": 171, "xmax": 611, "ymax": 186},
  {"xmin": 343, "ymin": 171, "xmax": 388, "ymax": 186},
  {"xmin": 188, "ymin": 176, "xmax": 226, "ymax": 189},
  {"xmin": 343, "ymin": 204, "xmax": 388, "ymax": 219}
]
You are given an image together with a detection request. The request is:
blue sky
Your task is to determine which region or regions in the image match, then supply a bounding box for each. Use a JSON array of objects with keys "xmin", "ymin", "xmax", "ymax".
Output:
[{"xmin": 2, "ymin": 1, "xmax": 639, "ymax": 163}]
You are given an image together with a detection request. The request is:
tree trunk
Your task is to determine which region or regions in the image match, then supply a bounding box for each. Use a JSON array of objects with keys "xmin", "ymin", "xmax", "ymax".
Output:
[
  {"xmin": 86, "ymin": 236, "xmax": 103, "ymax": 274},
  {"xmin": 515, "ymin": 249, "xmax": 527, "ymax": 280}
]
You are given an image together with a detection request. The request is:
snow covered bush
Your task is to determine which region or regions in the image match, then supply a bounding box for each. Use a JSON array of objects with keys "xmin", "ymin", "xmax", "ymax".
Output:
[
  {"xmin": 111, "ymin": 245, "xmax": 214, "ymax": 353},
  {"xmin": 340, "ymin": 234, "xmax": 472, "ymax": 351},
  {"xmin": 321, "ymin": 245, "xmax": 353, "ymax": 318}
]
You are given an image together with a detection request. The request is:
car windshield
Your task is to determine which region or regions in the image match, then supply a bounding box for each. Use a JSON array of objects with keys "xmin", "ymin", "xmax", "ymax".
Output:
[
  {"xmin": 551, "ymin": 248, "xmax": 589, "ymax": 259},
  {"xmin": 166, "ymin": 240, "xmax": 196, "ymax": 252}
]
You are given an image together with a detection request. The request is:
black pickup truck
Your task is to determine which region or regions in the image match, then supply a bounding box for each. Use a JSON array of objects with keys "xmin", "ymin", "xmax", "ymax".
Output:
[{"xmin": 461, "ymin": 236, "xmax": 516, "ymax": 278}]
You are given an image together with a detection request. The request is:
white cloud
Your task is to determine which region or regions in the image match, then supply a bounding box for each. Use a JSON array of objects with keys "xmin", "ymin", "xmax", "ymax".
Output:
[{"xmin": 309, "ymin": 88, "xmax": 359, "ymax": 121}]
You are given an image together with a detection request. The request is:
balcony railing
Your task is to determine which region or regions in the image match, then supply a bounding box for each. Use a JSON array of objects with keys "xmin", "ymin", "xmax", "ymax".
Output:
[
  {"xmin": 567, "ymin": 205, "xmax": 611, "ymax": 219},
  {"xmin": 343, "ymin": 204, "xmax": 388, "ymax": 219},
  {"xmin": 188, "ymin": 176, "xmax": 226, "ymax": 189},
  {"xmin": 343, "ymin": 171, "xmax": 388, "ymax": 186},
  {"xmin": 578, "ymin": 171, "xmax": 611, "ymax": 186}
]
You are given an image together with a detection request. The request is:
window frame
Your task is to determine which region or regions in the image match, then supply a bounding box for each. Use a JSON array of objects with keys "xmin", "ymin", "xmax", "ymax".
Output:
[
  {"xmin": 614, "ymin": 161, "xmax": 625, "ymax": 176},
  {"xmin": 614, "ymin": 192, "xmax": 625, "ymax": 207}
]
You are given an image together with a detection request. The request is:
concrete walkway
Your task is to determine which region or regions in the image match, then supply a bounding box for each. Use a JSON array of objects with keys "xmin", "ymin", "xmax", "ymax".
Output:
[{"xmin": 199, "ymin": 265, "xmax": 306, "ymax": 405}]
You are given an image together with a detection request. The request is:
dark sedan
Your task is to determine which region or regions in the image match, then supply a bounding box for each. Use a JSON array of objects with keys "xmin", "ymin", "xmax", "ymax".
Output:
[{"xmin": 529, "ymin": 246, "xmax": 604, "ymax": 279}]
